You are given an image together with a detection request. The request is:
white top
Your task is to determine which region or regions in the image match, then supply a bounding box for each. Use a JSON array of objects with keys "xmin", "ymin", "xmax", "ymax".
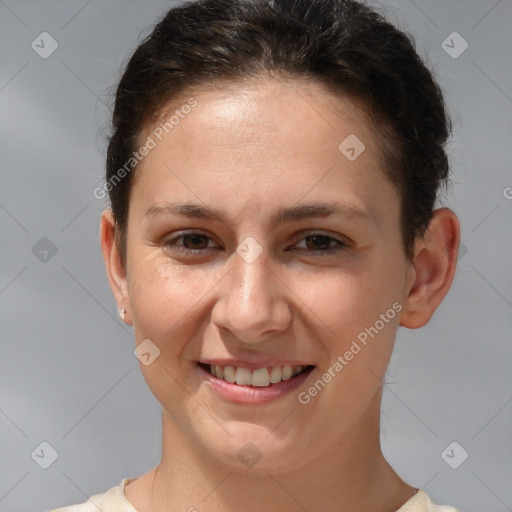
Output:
[{"xmin": 49, "ymin": 477, "xmax": 460, "ymax": 512}]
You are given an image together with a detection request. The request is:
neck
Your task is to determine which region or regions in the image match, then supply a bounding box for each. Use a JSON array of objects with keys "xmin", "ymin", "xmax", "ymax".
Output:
[{"xmin": 125, "ymin": 393, "xmax": 417, "ymax": 512}]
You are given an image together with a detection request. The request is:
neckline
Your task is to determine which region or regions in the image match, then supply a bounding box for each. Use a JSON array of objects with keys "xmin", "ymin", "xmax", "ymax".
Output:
[{"xmin": 119, "ymin": 479, "xmax": 426, "ymax": 511}]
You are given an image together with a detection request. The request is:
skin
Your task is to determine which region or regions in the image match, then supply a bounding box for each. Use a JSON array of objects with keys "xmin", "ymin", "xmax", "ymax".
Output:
[{"xmin": 100, "ymin": 77, "xmax": 460, "ymax": 512}]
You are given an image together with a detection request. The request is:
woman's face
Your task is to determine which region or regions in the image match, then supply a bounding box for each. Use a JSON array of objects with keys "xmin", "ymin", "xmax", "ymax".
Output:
[{"xmin": 117, "ymin": 78, "xmax": 415, "ymax": 472}]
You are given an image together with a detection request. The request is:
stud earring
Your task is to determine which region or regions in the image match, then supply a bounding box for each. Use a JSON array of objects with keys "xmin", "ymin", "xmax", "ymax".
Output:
[{"xmin": 119, "ymin": 308, "xmax": 127, "ymax": 321}]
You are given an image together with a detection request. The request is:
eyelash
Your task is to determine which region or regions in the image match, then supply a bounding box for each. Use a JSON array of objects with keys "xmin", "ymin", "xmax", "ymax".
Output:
[{"xmin": 163, "ymin": 231, "xmax": 347, "ymax": 256}]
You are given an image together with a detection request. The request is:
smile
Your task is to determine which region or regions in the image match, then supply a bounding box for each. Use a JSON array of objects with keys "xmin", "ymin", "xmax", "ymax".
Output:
[
  {"xmin": 196, "ymin": 362, "xmax": 316, "ymax": 404},
  {"xmin": 199, "ymin": 363, "xmax": 314, "ymax": 387}
]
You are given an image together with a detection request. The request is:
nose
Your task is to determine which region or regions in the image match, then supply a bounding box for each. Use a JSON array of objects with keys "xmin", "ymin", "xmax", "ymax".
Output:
[{"xmin": 211, "ymin": 248, "xmax": 293, "ymax": 344}]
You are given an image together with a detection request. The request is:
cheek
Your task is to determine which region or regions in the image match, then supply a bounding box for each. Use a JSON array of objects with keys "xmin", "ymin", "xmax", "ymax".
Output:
[
  {"xmin": 126, "ymin": 260, "xmax": 209, "ymax": 403},
  {"xmin": 305, "ymin": 265, "xmax": 400, "ymax": 334},
  {"xmin": 127, "ymin": 256, "xmax": 222, "ymax": 345},
  {"xmin": 303, "ymin": 271, "xmax": 370, "ymax": 334},
  {"xmin": 310, "ymin": 269, "xmax": 403, "ymax": 406},
  {"xmin": 306, "ymin": 259, "xmax": 405, "ymax": 386}
]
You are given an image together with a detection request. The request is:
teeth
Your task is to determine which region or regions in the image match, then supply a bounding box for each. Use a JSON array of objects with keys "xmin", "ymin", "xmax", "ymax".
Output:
[
  {"xmin": 207, "ymin": 364, "xmax": 308, "ymax": 387},
  {"xmin": 281, "ymin": 365, "xmax": 293, "ymax": 381},
  {"xmin": 223, "ymin": 366, "xmax": 236, "ymax": 383},
  {"xmin": 235, "ymin": 367, "xmax": 252, "ymax": 385},
  {"xmin": 269, "ymin": 366, "xmax": 282, "ymax": 383},
  {"xmin": 251, "ymin": 368, "xmax": 270, "ymax": 387}
]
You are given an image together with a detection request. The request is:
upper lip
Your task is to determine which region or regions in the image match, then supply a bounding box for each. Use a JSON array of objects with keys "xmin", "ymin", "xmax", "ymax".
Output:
[{"xmin": 197, "ymin": 359, "xmax": 314, "ymax": 370}]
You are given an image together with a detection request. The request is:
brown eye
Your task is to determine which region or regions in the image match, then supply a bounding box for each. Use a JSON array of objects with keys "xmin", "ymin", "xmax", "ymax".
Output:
[
  {"xmin": 180, "ymin": 233, "xmax": 210, "ymax": 249},
  {"xmin": 305, "ymin": 234, "xmax": 332, "ymax": 251},
  {"xmin": 293, "ymin": 233, "xmax": 346, "ymax": 255},
  {"xmin": 164, "ymin": 232, "xmax": 216, "ymax": 253}
]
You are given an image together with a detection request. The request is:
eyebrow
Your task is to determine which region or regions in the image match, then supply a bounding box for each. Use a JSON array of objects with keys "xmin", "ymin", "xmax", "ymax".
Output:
[{"xmin": 144, "ymin": 201, "xmax": 371, "ymax": 225}]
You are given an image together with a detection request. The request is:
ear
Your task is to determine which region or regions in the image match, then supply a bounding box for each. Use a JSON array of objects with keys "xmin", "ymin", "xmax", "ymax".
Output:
[
  {"xmin": 400, "ymin": 208, "xmax": 460, "ymax": 329},
  {"xmin": 99, "ymin": 209, "xmax": 132, "ymax": 325}
]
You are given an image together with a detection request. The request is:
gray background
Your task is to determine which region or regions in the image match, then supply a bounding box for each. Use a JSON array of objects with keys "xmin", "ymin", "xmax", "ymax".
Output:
[{"xmin": 1, "ymin": 1, "xmax": 511, "ymax": 511}]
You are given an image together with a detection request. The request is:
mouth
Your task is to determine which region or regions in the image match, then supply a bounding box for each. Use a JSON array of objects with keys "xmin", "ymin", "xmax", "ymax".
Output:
[
  {"xmin": 195, "ymin": 361, "xmax": 315, "ymax": 404},
  {"xmin": 197, "ymin": 362, "xmax": 315, "ymax": 387}
]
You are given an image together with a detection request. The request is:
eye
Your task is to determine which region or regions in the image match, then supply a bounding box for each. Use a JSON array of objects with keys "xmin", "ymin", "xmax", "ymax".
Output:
[
  {"xmin": 290, "ymin": 233, "xmax": 347, "ymax": 255},
  {"xmin": 163, "ymin": 232, "xmax": 218, "ymax": 253},
  {"xmin": 163, "ymin": 231, "xmax": 347, "ymax": 256}
]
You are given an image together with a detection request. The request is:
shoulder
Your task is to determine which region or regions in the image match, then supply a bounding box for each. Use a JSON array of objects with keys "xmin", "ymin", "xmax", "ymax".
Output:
[
  {"xmin": 50, "ymin": 503, "xmax": 102, "ymax": 512},
  {"xmin": 48, "ymin": 478, "xmax": 138, "ymax": 512},
  {"xmin": 397, "ymin": 489, "xmax": 460, "ymax": 512}
]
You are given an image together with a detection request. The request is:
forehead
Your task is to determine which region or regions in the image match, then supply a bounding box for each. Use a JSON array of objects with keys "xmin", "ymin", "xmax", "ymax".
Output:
[
  {"xmin": 152, "ymin": 77, "xmax": 379, "ymax": 153},
  {"xmin": 130, "ymin": 77, "xmax": 397, "ymax": 225}
]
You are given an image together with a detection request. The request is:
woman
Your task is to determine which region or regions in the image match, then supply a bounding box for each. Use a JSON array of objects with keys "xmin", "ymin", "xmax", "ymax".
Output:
[{"xmin": 52, "ymin": 0, "xmax": 461, "ymax": 510}]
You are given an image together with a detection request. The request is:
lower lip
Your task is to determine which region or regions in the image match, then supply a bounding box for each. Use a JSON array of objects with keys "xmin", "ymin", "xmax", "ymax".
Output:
[{"xmin": 197, "ymin": 364, "xmax": 315, "ymax": 404}]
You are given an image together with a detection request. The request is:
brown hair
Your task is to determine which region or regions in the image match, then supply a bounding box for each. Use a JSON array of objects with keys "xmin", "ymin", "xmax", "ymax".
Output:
[{"xmin": 106, "ymin": 0, "xmax": 452, "ymax": 261}]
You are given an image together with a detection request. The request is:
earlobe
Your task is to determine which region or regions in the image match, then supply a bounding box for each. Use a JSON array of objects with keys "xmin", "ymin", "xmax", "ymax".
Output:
[
  {"xmin": 99, "ymin": 210, "xmax": 132, "ymax": 325},
  {"xmin": 400, "ymin": 208, "xmax": 460, "ymax": 329}
]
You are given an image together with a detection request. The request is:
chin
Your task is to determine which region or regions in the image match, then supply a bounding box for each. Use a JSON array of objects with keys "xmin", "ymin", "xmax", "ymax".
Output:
[{"xmin": 202, "ymin": 428, "xmax": 308, "ymax": 475}]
